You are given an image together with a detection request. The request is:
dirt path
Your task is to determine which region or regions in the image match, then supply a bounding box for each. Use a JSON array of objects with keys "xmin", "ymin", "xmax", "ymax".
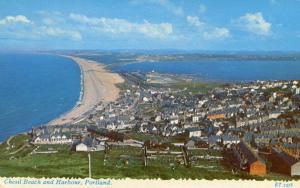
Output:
[
  {"xmin": 9, "ymin": 143, "xmax": 28, "ymax": 155},
  {"xmin": 6, "ymin": 136, "xmax": 13, "ymax": 147}
]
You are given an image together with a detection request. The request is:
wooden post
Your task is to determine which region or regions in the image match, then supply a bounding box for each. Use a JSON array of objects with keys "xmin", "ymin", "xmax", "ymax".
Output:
[
  {"xmin": 144, "ymin": 145, "xmax": 147, "ymax": 166},
  {"xmin": 181, "ymin": 146, "xmax": 189, "ymax": 167},
  {"xmin": 104, "ymin": 142, "xmax": 107, "ymax": 166},
  {"xmin": 88, "ymin": 153, "xmax": 91, "ymax": 178}
]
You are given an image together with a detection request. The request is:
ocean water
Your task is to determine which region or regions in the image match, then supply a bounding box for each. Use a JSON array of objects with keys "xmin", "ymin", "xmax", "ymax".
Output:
[
  {"xmin": 2, "ymin": 54, "xmax": 300, "ymax": 142},
  {"xmin": 113, "ymin": 60, "xmax": 300, "ymax": 82},
  {"xmin": 0, "ymin": 53, "xmax": 80, "ymax": 141}
]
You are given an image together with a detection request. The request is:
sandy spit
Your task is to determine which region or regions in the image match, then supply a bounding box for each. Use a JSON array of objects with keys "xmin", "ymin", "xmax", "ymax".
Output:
[{"xmin": 48, "ymin": 56, "xmax": 124, "ymax": 125}]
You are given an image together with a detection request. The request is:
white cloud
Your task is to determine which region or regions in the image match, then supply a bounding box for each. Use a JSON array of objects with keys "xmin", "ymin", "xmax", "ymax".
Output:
[
  {"xmin": 187, "ymin": 15, "xmax": 230, "ymax": 40},
  {"xmin": 39, "ymin": 26, "xmax": 82, "ymax": 41},
  {"xmin": 203, "ymin": 27, "xmax": 230, "ymax": 40},
  {"xmin": 187, "ymin": 16, "xmax": 205, "ymax": 30},
  {"xmin": 137, "ymin": 21, "xmax": 173, "ymax": 38},
  {"xmin": 69, "ymin": 14, "xmax": 133, "ymax": 33},
  {"xmin": 69, "ymin": 13, "xmax": 173, "ymax": 38},
  {"xmin": 0, "ymin": 12, "xmax": 173, "ymax": 42},
  {"xmin": 0, "ymin": 15, "xmax": 32, "ymax": 25},
  {"xmin": 237, "ymin": 12, "xmax": 271, "ymax": 36}
]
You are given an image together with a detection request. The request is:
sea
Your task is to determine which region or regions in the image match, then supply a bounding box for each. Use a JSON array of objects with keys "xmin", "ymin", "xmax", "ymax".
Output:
[
  {"xmin": 1, "ymin": 53, "xmax": 300, "ymax": 141},
  {"xmin": 112, "ymin": 60, "xmax": 300, "ymax": 82},
  {"xmin": 0, "ymin": 53, "xmax": 80, "ymax": 141}
]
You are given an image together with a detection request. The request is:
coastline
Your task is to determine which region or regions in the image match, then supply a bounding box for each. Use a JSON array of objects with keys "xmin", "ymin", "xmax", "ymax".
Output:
[
  {"xmin": 46, "ymin": 59, "xmax": 84, "ymax": 125},
  {"xmin": 47, "ymin": 56, "xmax": 124, "ymax": 125}
]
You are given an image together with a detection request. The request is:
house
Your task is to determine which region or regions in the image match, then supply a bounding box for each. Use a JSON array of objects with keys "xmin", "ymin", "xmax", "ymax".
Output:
[
  {"xmin": 207, "ymin": 113, "xmax": 225, "ymax": 120},
  {"xmin": 76, "ymin": 143, "xmax": 89, "ymax": 152},
  {"xmin": 236, "ymin": 118, "xmax": 247, "ymax": 127},
  {"xmin": 192, "ymin": 115, "xmax": 200, "ymax": 123},
  {"xmin": 155, "ymin": 115, "xmax": 161, "ymax": 122},
  {"xmin": 222, "ymin": 135, "xmax": 240, "ymax": 145},
  {"xmin": 33, "ymin": 134, "xmax": 72, "ymax": 144},
  {"xmin": 106, "ymin": 124, "xmax": 117, "ymax": 130},
  {"xmin": 186, "ymin": 127, "xmax": 201, "ymax": 138},
  {"xmin": 151, "ymin": 126, "xmax": 158, "ymax": 134},
  {"xmin": 75, "ymin": 137, "xmax": 105, "ymax": 152},
  {"xmin": 232, "ymin": 141, "xmax": 266, "ymax": 176},
  {"xmin": 169, "ymin": 114, "xmax": 179, "ymax": 125},
  {"xmin": 269, "ymin": 110, "xmax": 281, "ymax": 119},
  {"xmin": 143, "ymin": 96, "xmax": 150, "ymax": 102},
  {"xmin": 269, "ymin": 147, "xmax": 300, "ymax": 176}
]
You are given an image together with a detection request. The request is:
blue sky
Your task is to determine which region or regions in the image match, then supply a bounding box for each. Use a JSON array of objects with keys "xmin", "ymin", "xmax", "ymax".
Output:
[{"xmin": 0, "ymin": 0, "xmax": 300, "ymax": 51}]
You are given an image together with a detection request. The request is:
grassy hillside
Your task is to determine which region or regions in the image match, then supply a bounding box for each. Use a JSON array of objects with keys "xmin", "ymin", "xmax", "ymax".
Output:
[{"xmin": 0, "ymin": 134, "xmax": 296, "ymax": 180}]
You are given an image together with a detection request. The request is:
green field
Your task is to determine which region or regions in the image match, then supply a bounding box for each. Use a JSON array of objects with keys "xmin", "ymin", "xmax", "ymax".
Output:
[
  {"xmin": 0, "ymin": 135, "xmax": 297, "ymax": 180},
  {"xmin": 172, "ymin": 81, "xmax": 221, "ymax": 94}
]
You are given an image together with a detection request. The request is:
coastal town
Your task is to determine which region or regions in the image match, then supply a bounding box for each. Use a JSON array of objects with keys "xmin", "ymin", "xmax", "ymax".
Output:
[
  {"xmin": 2, "ymin": 2, "xmax": 300, "ymax": 188},
  {"xmin": 19, "ymin": 55, "xmax": 300, "ymax": 179}
]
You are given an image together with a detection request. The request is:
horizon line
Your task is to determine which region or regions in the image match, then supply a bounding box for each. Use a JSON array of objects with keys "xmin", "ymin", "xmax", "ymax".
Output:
[{"xmin": 1, "ymin": 49, "xmax": 300, "ymax": 53}]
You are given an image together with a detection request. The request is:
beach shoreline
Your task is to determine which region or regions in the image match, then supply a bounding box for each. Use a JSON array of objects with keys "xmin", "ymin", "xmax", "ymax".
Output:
[{"xmin": 47, "ymin": 55, "xmax": 124, "ymax": 125}]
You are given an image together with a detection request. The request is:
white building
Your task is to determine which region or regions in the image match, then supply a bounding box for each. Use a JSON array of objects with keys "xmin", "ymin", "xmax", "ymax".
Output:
[
  {"xmin": 155, "ymin": 115, "xmax": 161, "ymax": 122},
  {"xmin": 192, "ymin": 115, "xmax": 200, "ymax": 123},
  {"xmin": 187, "ymin": 127, "xmax": 202, "ymax": 138},
  {"xmin": 269, "ymin": 111, "xmax": 281, "ymax": 119},
  {"xmin": 170, "ymin": 115, "xmax": 179, "ymax": 125},
  {"xmin": 34, "ymin": 134, "xmax": 72, "ymax": 144},
  {"xmin": 76, "ymin": 143, "xmax": 88, "ymax": 152}
]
